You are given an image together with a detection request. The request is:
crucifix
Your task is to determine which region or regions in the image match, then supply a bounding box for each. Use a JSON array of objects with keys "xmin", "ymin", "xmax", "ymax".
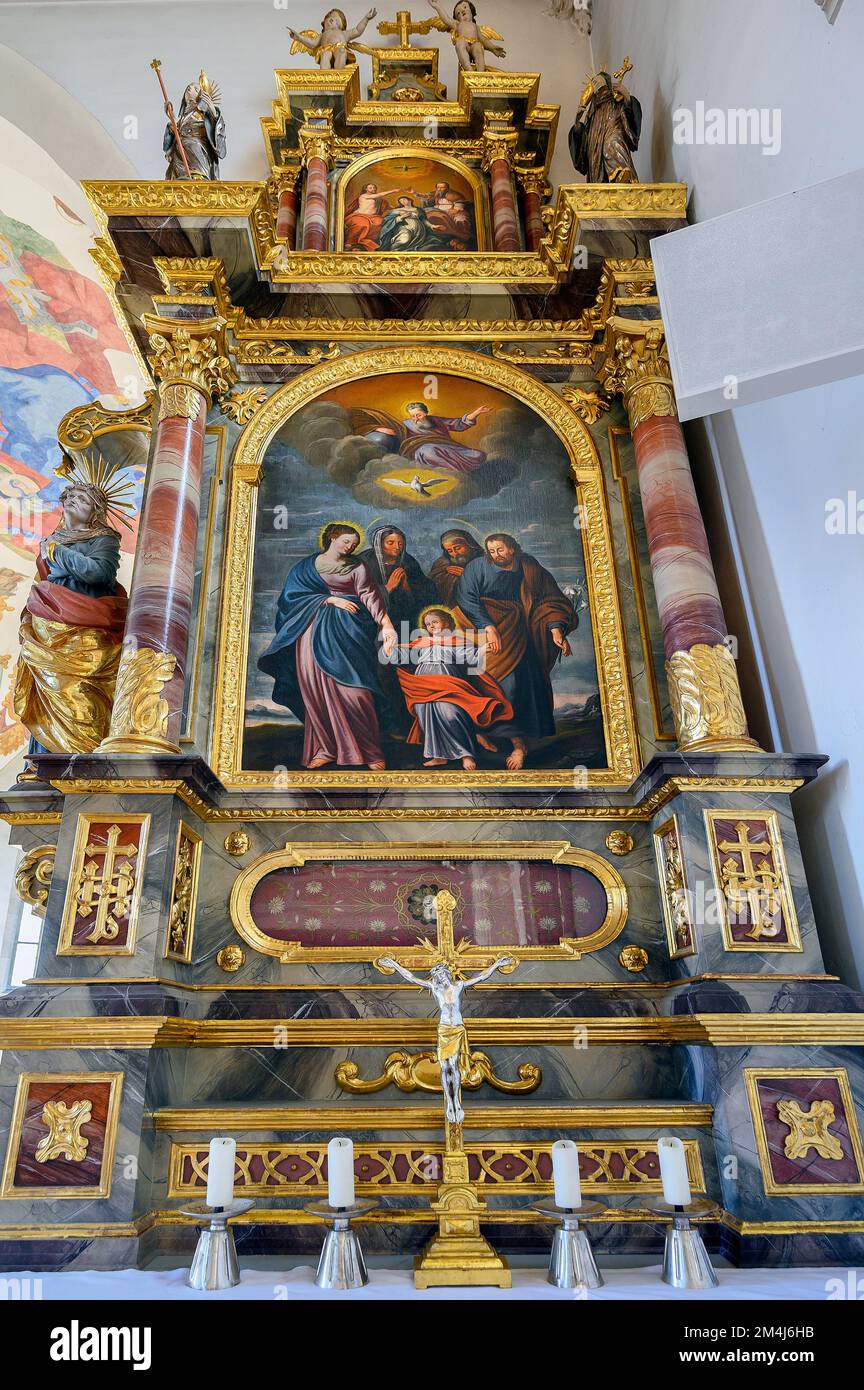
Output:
[
  {"xmin": 376, "ymin": 8, "xmax": 441, "ymax": 46},
  {"xmin": 376, "ymin": 889, "xmax": 514, "ymax": 1287}
]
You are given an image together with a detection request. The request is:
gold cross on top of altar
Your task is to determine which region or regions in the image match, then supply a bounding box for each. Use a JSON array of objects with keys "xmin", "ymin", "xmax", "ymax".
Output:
[{"xmin": 377, "ymin": 9, "xmax": 441, "ymax": 47}]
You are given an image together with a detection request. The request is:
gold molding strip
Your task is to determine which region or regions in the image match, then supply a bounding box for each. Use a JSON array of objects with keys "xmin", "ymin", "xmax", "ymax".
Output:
[
  {"xmin": 34, "ymin": 774, "xmax": 806, "ymax": 825},
  {"xmin": 2, "ymin": 1014, "xmax": 863, "ymax": 1049},
  {"xmin": 5, "ymin": 1210, "xmax": 862, "ymax": 1241},
  {"xmin": 153, "ymin": 1103, "xmax": 715, "ymax": 1132},
  {"xmin": 26, "ymin": 973, "xmax": 838, "ymax": 991}
]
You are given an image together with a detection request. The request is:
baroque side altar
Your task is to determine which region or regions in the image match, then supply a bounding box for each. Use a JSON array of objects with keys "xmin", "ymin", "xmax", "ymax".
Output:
[{"xmin": 1, "ymin": 20, "xmax": 862, "ymax": 1276}]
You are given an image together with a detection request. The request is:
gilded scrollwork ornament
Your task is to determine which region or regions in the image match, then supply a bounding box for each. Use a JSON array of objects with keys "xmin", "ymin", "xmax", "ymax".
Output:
[
  {"xmin": 14, "ymin": 845, "xmax": 55, "ymax": 917},
  {"xmin": 335, "ymin": 1048, "xmax": 541, "ymax": 1097}
]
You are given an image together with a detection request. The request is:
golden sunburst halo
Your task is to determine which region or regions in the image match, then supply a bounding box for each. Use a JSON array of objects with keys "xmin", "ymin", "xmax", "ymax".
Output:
[{"xmin": 54, "ymin": 450, "xmax": 137, "ymax": 531}]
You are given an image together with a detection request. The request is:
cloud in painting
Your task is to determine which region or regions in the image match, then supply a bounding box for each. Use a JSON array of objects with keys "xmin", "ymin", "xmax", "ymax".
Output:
[{"xmin": 279, "ymin": 399, "xmax": 532, "ymax": 509}]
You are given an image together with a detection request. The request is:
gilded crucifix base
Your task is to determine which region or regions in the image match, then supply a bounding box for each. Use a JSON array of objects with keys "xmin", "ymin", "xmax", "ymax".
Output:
[{"xmin": 414, "ymin": 1121, "xmax": 511, "ymax": 1289}]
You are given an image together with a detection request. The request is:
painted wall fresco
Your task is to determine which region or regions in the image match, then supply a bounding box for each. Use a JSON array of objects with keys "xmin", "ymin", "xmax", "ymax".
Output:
[
  {"xmin": 243, "ymin": 370, "xmax": 603, "ymax": 774},
  {"xmin": 339, "ymin": 155, "xmax": 480, "ymax": 251},
  {"xmin": 0, "ymin": 120, "xmax": 144, "ymax": 771}
]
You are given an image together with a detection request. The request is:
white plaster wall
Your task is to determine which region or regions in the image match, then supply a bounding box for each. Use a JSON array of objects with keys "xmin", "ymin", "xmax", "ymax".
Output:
[
  {"xmin": 591, "ymin": 0, "xmax": 864, "ymax": 985},
  {"xmin": 0, "ymin": 1, "xmax": 590, "ymax": 190}
]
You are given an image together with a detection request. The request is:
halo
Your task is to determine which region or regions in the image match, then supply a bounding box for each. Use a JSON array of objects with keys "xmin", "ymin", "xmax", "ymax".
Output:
[
  {"xmin": 318, "ymin": 518, "xmax": 365, "ymax": 551},
  {"xmin": 418, "ymin": 604, "xmax": 460, "ymax": 630},
  {"xmin": 54, "ymin": 450, "xmax": 137, "ymax": 531}
]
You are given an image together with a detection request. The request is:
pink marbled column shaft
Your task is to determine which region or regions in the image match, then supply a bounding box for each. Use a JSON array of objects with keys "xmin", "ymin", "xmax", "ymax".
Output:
[
  {"xmin": 300, "ymin": 157, "xmax": 329, "ymax": 252},
  {"xmin": 489, "ymin": 158, "xmax": 520, "ymax": 253},
  {"xmin": 122, "ymin": 402, "xmax": 207, "ymax": 744},
  {"xmin": 522, "ymin": 188, "xmax": 544, "ymax": 251},
  {"xmin": 631, "ymin": 413, "xmax": 727, "ymax": 657},
  {"xmin": 276, "ymin": 185, "xmax": 298, "ymax": 249}
]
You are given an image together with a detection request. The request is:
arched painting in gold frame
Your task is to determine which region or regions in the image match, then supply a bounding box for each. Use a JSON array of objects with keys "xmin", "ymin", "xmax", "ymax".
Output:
[
  {"xmin": 335, "ymin": 147, "xmax": 487, "ymax": 252},
  {"xmin": 210, "ymin": 345, "xmax": 639, "ymax": 789}
]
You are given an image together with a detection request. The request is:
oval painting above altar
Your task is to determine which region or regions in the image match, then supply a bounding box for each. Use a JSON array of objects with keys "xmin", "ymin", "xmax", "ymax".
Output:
[{"xmin": 338, "ymin": 153, "xmax": 482, "ymax": 251}]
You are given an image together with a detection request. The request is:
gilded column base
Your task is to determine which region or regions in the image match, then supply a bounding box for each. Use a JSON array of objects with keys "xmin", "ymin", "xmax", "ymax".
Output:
[
  {"xmin": 667, "ymin": 643, "xmax": 762, "ymax": 754},
  {"xmin": 96, "ymin": 734, "xmax": 182, "ymax": 756}
]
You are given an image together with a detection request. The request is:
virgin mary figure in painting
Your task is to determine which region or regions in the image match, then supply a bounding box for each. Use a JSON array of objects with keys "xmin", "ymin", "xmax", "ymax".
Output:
[
  {"xmin": 361, "ymin": 400, "xmax": 493, "ymax": 474},
  {"xmin": 257, "ymin": 523, "xmax": 398, "ymax": 770},
  {"xmin": 14, "ymin": 476, "xmax": 127, "ymax": 763},
  {"xmin": 395, "ymin": 607, "xmax": 512, "ymax": 769}
]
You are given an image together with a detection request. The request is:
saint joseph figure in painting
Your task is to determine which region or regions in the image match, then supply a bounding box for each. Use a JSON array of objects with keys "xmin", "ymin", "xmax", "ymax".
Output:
[
  {"xmin": 456, "ymin": 533, "xmax": 576, "ymax": 768},
  {"xmin": 257, "ymin": 523, "xmax": 397, "ymax": 770}
]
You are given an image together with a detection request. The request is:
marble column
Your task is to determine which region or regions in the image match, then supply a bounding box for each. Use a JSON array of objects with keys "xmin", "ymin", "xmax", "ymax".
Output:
[
  {"xmin": 600, "ymin": 319, "xmax": 759, "ymax": 752},
  {"xmin": 276, "ymin": 177, "xmax": 299, "ymax": 250},
  {"xmin": 485, "ymin": 140, "xmax": 520, "ymax": 253},
  {"xmin": 99, "ymin": 317, "xmax": 236, "ymax": 755},
  {"xmin": 300, "ymin": 143, "xmax": 330, "ymax": 252},
  {"xmin": 519, "ymin": 170, "xmax": 547, "ymax": 252}
]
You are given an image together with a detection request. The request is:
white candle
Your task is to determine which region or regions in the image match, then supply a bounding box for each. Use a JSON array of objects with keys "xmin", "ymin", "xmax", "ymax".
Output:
[
  {"xmin": 658, "ymin": 1136, "xmax": 691, "ymax": 1206},
  {"xmin": 551, "ymin": 1139, "xmax": 582, "ymax": 1209},
  {"xmin": 328, "ymin": 1136, "xmax": 355, "ymax": 1208},
  {"xmin": 206, "ymin": 1136, "xmax": 236, "ymax": 1209}
]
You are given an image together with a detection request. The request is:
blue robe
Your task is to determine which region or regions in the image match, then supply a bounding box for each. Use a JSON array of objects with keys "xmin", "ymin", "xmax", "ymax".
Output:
[{"xmin": 257, "ymin": 555, "xmax": 383, "ymax": 719}]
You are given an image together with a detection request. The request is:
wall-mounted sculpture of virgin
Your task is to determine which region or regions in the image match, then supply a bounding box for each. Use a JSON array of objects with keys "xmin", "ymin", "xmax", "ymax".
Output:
[
  {"xmin": 245, "ymin": 370, "xmax": 608, "ymax": 776},
  {"xmin": 13, "ymin": 453, "xmax": 131, "ymax": 765}
]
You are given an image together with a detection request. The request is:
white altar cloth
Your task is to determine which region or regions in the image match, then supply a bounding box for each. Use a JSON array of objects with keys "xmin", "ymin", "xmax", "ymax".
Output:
[{"xmin": 7, "ymin": 1264, "xmax": 850, "ymax": 1301}]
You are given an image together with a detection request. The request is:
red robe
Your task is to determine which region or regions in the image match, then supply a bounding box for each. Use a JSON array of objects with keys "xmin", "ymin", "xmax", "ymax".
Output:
[{"xmin": 395, "ymin": 635, "xmax": 513, "ymax": 746}]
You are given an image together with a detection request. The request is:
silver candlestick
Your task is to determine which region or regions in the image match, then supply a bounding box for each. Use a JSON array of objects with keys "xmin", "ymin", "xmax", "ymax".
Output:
[
  {"xmin": 649, "ymin": 1198, "xmax": 719, "ymax": 1289},
  {"xmin": 180, "ymin": 1199, "xmax": 255, "ymax": 1291},
  {"xmin": 532, "ymin": 1199, "xmax": 606, "ymax": 1289},
  {"xmin": 305, "ymin": 1199, "xmax": 377, "ymax": 1289}
]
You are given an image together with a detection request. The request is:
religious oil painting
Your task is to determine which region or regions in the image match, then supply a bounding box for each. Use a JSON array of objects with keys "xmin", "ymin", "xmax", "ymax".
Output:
[
  {"xmin": 242, "ymin": 369, "xmax": 609, "ymax": 777},
  {"xmin": 338, "ymin": 154, "xmax": 482, "ymax": 251}
]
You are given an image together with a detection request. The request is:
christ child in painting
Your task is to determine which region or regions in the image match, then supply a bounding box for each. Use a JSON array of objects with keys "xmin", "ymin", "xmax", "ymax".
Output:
[{"xmin": 395, "ymin": 608, "xmax": 512, "ymax": 770}]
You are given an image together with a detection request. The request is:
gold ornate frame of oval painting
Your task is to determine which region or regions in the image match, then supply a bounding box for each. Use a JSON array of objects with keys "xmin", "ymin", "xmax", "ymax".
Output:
[
  {"xmin": 210, "ymin": 345, "xmax": 640, "ymax": 790},
  {"xmin": 228, "ymin": 840, "xmax": 628, "ymax": 966}
]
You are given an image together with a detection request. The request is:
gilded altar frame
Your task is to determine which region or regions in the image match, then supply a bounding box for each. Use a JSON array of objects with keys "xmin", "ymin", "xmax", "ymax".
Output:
[
  {"xmin": 228, "ymin": 839, "xmax": 628, "ymax": 965},
  {"xmin": 334, "ymin": 147, "xmax": 489, "ymax": 251},
  {"xmin": 211, "ymin": 345, "xmax": 640, "ymax": 789}
]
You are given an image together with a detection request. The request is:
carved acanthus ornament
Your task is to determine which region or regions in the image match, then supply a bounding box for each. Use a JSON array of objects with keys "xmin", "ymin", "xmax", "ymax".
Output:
[
  {"xmin": 14, "ymin": 845, "xmax": 55, "ymax": 917},
  {"xmin": 666, "ymin": 643, "xmax": 756, "ymax": 752},
  {"xmin": 598, "ymin": 319, "xmax": 677, "ymax": 430},
  {"xmin": 101, "ymin": 643, "xmax": 178, "ymax": 754},
  {"xmin": 516, "ymin": 167, "xmax": 551, "ymax": 199},
  {"xmin": 561, "ymin": 386, "xmax": 613, "ymax": 424},
  {"xmin": 144, "ymin": 315, "xmax": 237, "ymax": 406}
]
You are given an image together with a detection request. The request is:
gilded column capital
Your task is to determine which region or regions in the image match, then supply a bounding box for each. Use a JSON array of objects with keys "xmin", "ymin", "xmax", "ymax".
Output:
[
  {"xmin": 298, "ymin": 112, "xmax": 334, "ymax": 168},
  {"xmin": 666, "ymin": 643, "xmax": 760, "ymax": 753},
  {"xmin": 515, "ymin": 168, "xmax": 550, "ymax": 199},
  {"xmin": 597, "ymin": 316, "xmax": 677, "ymax": 430},
  {"xmin": 481, "ymin": 133, "xmax": 518, "ymax": 172},
  {"xmin": 144, "ymin": 315, "xmax": 237, "ymax": 409}
]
